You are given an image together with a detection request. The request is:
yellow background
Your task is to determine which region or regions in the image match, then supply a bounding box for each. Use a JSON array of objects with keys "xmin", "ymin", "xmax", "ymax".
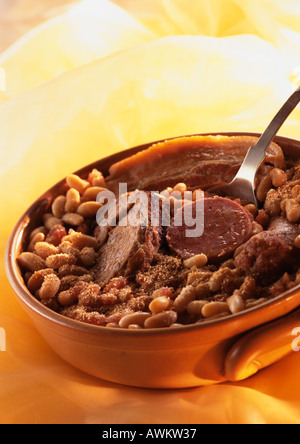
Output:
[{"xmin": 2, "ymin": 0, "xmax": 300, "ymax": 424}]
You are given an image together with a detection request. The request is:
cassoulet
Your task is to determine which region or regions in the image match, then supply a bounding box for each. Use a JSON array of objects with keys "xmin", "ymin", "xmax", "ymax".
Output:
[{"xmin": 17, "ymin": 135, "xmax": 300, "ymax": 329}]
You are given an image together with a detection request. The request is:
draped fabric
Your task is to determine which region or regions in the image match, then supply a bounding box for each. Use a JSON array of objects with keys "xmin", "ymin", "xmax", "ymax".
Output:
[{"xmin": 1, "ymin": 0, "xmax": 300, "ymax": 424}]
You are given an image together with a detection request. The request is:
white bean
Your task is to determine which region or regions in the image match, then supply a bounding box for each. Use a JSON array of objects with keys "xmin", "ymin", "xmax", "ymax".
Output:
[
  {"xmin": 119, "ymin": 312, "xmax": 151, "ymax": 328},
  {"xmin": 201, "ymin": 301, "xmax": 230, "ymax": 318}
]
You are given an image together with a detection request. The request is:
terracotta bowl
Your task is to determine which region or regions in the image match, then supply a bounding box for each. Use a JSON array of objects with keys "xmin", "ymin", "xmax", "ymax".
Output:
[{"xmin": 5, "ymin": 132, "xmax": 300, "ymax": 389}]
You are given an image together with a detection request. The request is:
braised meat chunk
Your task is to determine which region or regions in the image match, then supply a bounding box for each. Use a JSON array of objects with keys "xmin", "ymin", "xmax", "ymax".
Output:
[
  {"xmin": 93, "ymin": 196, "xmax": 162, "ymax": 285},
  {"xmin": 93, "ymin": 220, "xmax": 161, "ymax": 285}
]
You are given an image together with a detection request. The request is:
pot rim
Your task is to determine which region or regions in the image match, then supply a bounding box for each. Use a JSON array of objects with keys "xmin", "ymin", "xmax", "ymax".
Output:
[{"xmin": 5, "ymin": 131, "xmax": 300, "ymax": 340}]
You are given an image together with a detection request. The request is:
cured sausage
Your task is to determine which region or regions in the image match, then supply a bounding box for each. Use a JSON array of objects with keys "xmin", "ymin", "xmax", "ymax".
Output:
[
  {"xmin": 166, "ymin": 197, "xmax": 253, "ymax": 262},
  {"xmin": 235, "ymin": 217, "xmax": 300, "ymax": 284}
]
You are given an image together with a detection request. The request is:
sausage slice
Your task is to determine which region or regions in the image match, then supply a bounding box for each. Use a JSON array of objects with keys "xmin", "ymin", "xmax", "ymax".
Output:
[{"xmin": 166, "ymin": 197, "xmax": 253, "ymax": 262}]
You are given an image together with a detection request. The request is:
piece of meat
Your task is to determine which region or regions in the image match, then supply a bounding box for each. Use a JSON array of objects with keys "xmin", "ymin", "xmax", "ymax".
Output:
[
  {"xmin": 93, "ymin": 193, "xmax": 162, "ymax": 285},
  {"xmin": 166, "ymin": 197, "xmax": 253, "ymax": 262},
  {"xmin": 94, "ymin": 190, "xmax": 139, "ymax": 247},
  {"xmin": 106, "ymin": 135, "xmax": 284, "ymax": 192},
  {"xmin": 93, "ymin": 222, "xmax": 160, "ymax": 285},
  {"xmin": 235, "ymin": 217, "xmax": 300, "ymax": 284}
]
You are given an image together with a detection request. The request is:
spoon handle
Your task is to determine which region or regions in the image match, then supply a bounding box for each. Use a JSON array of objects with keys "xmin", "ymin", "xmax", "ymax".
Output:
[{"xmin": 236, "ymin": 86, "xmax": 300, "ymax": 181}]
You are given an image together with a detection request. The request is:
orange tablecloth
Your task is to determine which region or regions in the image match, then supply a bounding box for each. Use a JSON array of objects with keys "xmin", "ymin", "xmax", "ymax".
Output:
[{"xmin": 2, "ymin": 0, "xmax": 300, "ymax": 424}]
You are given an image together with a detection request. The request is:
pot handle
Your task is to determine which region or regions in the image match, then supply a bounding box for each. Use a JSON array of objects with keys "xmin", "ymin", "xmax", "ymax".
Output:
[{"xmin": 224, "ymin": 307, "xmax": 300, "ymax": 381}]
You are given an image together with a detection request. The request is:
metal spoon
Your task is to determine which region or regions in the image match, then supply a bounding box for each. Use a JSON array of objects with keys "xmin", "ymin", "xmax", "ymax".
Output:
[{"xmin": 208, "ymin": 86, "xmax": 300, "ymax": 206}]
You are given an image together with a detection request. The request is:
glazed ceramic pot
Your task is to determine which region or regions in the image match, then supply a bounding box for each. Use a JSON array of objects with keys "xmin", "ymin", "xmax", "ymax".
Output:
[{"xmin": 5, "ymin": 132, "xmax": 300, "ymax": 389}]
